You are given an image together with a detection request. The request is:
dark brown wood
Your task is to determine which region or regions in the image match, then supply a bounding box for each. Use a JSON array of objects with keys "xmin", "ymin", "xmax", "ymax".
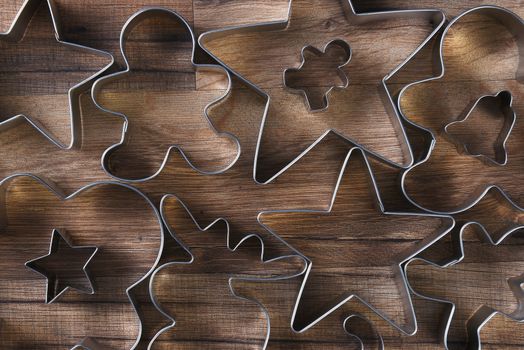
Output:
[
  {"xmin": 0, "ymin": 177, "xmax": 163, "ymax": 348},
  {"xmin": 0, "ymin": 0, "xmax": 522, "ymax": 349}
]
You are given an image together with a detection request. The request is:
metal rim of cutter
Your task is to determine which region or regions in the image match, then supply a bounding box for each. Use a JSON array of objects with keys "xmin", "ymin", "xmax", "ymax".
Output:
[
  {"xmin": 405, "ymin": 221, "xmax": 524, "ymax": 350},
  {"xmin": 256, "ymin": 147, "xmax": 455, "ymax": 337},
  {"xmin": 398, "ymin": 6, "xmax": 524, "ymax": 216},
  {"xmin": 0, "ymin": 0, "xmax": 115, "ymax": 149},
  {"xmin": 198, "ymin": 0, "xmax": 448, "ymax": 182},
  {"xmin": 91, "ymin": 7, "xmax": 241, "ymax": 181},
  {"xmin": 0, "ymin": 173, "xmax": 165, "ymax": 350}
]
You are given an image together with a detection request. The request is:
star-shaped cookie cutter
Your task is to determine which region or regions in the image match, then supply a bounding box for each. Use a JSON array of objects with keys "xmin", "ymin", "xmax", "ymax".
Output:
[
  {"xmin": 0, "ymin": 0, "xmax": 114, "ymax": 149},
  {"xmin": 0, "ymin": 173, "xmax": 165, "ymax": 349},
  {"xmin": 257, "ymin": 147, "xmax": 455, "ymax": 336},
  {"xmin": 199, "ymin": 0, "xmax": 446, "ymax": 182},
  {"xmin": 230, "ymin": 273, "xmax": 385, "ymax": 349},
  {"xmin": 25, "ymin": 228, "xmax": 98, "ymax": 304}
]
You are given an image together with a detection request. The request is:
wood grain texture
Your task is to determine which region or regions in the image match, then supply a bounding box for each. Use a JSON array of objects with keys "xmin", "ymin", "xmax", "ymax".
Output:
[
  {"xmin": 0, "ymin": 177, "xmax": 163, "ymax": 348},
  {"xmin": 0, "ymin": 0, "xmax": 521, "ymax": 349},
  {"xmin": 399, "ymin": 9, "xmax": 523, "ymax": 212},
  {"xmin": 199, "ymin": 0, "xmax": 439, "ymax": 175}
]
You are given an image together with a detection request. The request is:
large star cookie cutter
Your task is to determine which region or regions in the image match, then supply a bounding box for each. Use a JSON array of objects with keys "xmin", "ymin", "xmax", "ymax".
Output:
[
  {"xmin": 199, "ymin": 0, "xmax": 446, "ymax": 182},
  {"xmin": 257, "ymin": 147, "xmax": 455, "ymax": 336}
]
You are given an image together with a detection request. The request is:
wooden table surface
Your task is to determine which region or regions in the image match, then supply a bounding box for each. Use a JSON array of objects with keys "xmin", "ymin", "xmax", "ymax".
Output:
[{"xmin": 0, "ymin": 0, "xmax": 522, "ymax": 349}]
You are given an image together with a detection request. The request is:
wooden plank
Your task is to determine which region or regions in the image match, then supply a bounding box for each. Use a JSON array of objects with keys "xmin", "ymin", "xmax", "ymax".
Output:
[{"xmin": 0, "ymin": 0, "xmax": 521, "ymax": 349}]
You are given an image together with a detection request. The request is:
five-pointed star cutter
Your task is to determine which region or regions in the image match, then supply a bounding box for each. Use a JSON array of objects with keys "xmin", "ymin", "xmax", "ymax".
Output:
[
  {"xmin": 25, "ymin": 228, "xmax": 98, "ymax": 304},
  {"xmin": 0, "ymin": 0, "xmax": 114, "ymax": 149},
  {"xmin": 257, "ymin": 147, "xmax": 455, "ymax": 336},
  {"xmin": 199, "ymin": 0, "xmax": 446, "ymax": 182}
]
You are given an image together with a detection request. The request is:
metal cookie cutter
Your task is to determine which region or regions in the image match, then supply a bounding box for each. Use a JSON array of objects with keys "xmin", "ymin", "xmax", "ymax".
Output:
[
  {"xmin": 257, "ymin": 147, "xmax": 455, "ymax": 336},
  {"xmin": 199, "ymin": 0, "xmax": 446, "ymax": 183},
  {"xmin": 398, "ymin": 6, "xmax": 524, "ymax": 214},
  {"xmin": 283, "ymin": 39, "xmax": 352, "ymax": 111},
  {"xmin": 443, "ymin": 90, "xmax": 516, "ymax": 166},
  {"xmin": 0, "ymin": 173, "xmax": 165, "ymax": 350},
  {"xmin": 344, "ymin": 314, "xmax": 384, "ymax": 350},
  {"xmin": 25, "ymin": 228, "xmax": 98, "ymax": 304},
  {"xmin": 72, "ymin": 338, "xmax": 106, "ymax": 350},
  {"xmin": 405, "ymin": 222, "xmax": 524, "ymax": 350},
  {"xmin": 0, "ymin": 0, "xmax": 114, "ymax": 149},
  {"xmin": 230, "ymin": 274, "xmax": 384, "ymax": 349},
  {"xmin": 91, "ymin": 7, "xmax": 240, "ymax": 180},
  {"xmin": 148, "ymin": 194, "xmax": 307, "ymax": 349}
]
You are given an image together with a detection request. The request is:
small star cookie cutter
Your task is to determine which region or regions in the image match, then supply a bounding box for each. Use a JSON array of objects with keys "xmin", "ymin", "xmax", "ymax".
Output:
[
  {"xmin": 25, "ymin": 228, "xmax": 99, "ymax": 304},
  {"xmin": 0, "ymin": 173, "xmax": 165, "ymax": 349}
]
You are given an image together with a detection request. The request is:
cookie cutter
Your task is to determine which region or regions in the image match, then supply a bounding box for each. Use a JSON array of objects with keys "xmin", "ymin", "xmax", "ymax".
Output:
[
  {"xmin": 231, "ymin": 274, "xmax": 384, "ymax": 349},
  {"xmin": 72, "ymin": 338, "xmax": 105, "ymax": 350},
  {"xmin": 443, "ymin": 90, "xmax": 516, "ymax": 166},
  {"xmin": 0, "ymin": 0, "xmax": 114, "ymax": 149},
  {"xmin": 398, "ymin": 6, "xmax": 524, "ymax": 215},
  {"xmin": 257, "ymin": 147, "xmax": 455, "ymax": 336},
  {"xmin": 148, "ymin": 193, "xmax": 308, "ymax": 349},
  {"xmin": 25, "ymin": 228, "xmax": 98, "ymax": 304},
  {"xmin": 0, "ymin": 173, "xmax": 165, "ymax": 350},
  {"xmin": 199, "ymin": 0, "xmax": 446, "ymax": 183},
  {"xmin": 283, "ymin": 39, "xmax": 352, "ymax": 111},
  {"xmin": 91, "ymin": 7, "xmax": 240, "ymax": 181},
  {"xmin": 344, "ymin": 314, "xmax": 384, "ymax": 350},
  {"xmin": 405, "ymin": 221, "xmax": 524, "ymax": 349}
]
